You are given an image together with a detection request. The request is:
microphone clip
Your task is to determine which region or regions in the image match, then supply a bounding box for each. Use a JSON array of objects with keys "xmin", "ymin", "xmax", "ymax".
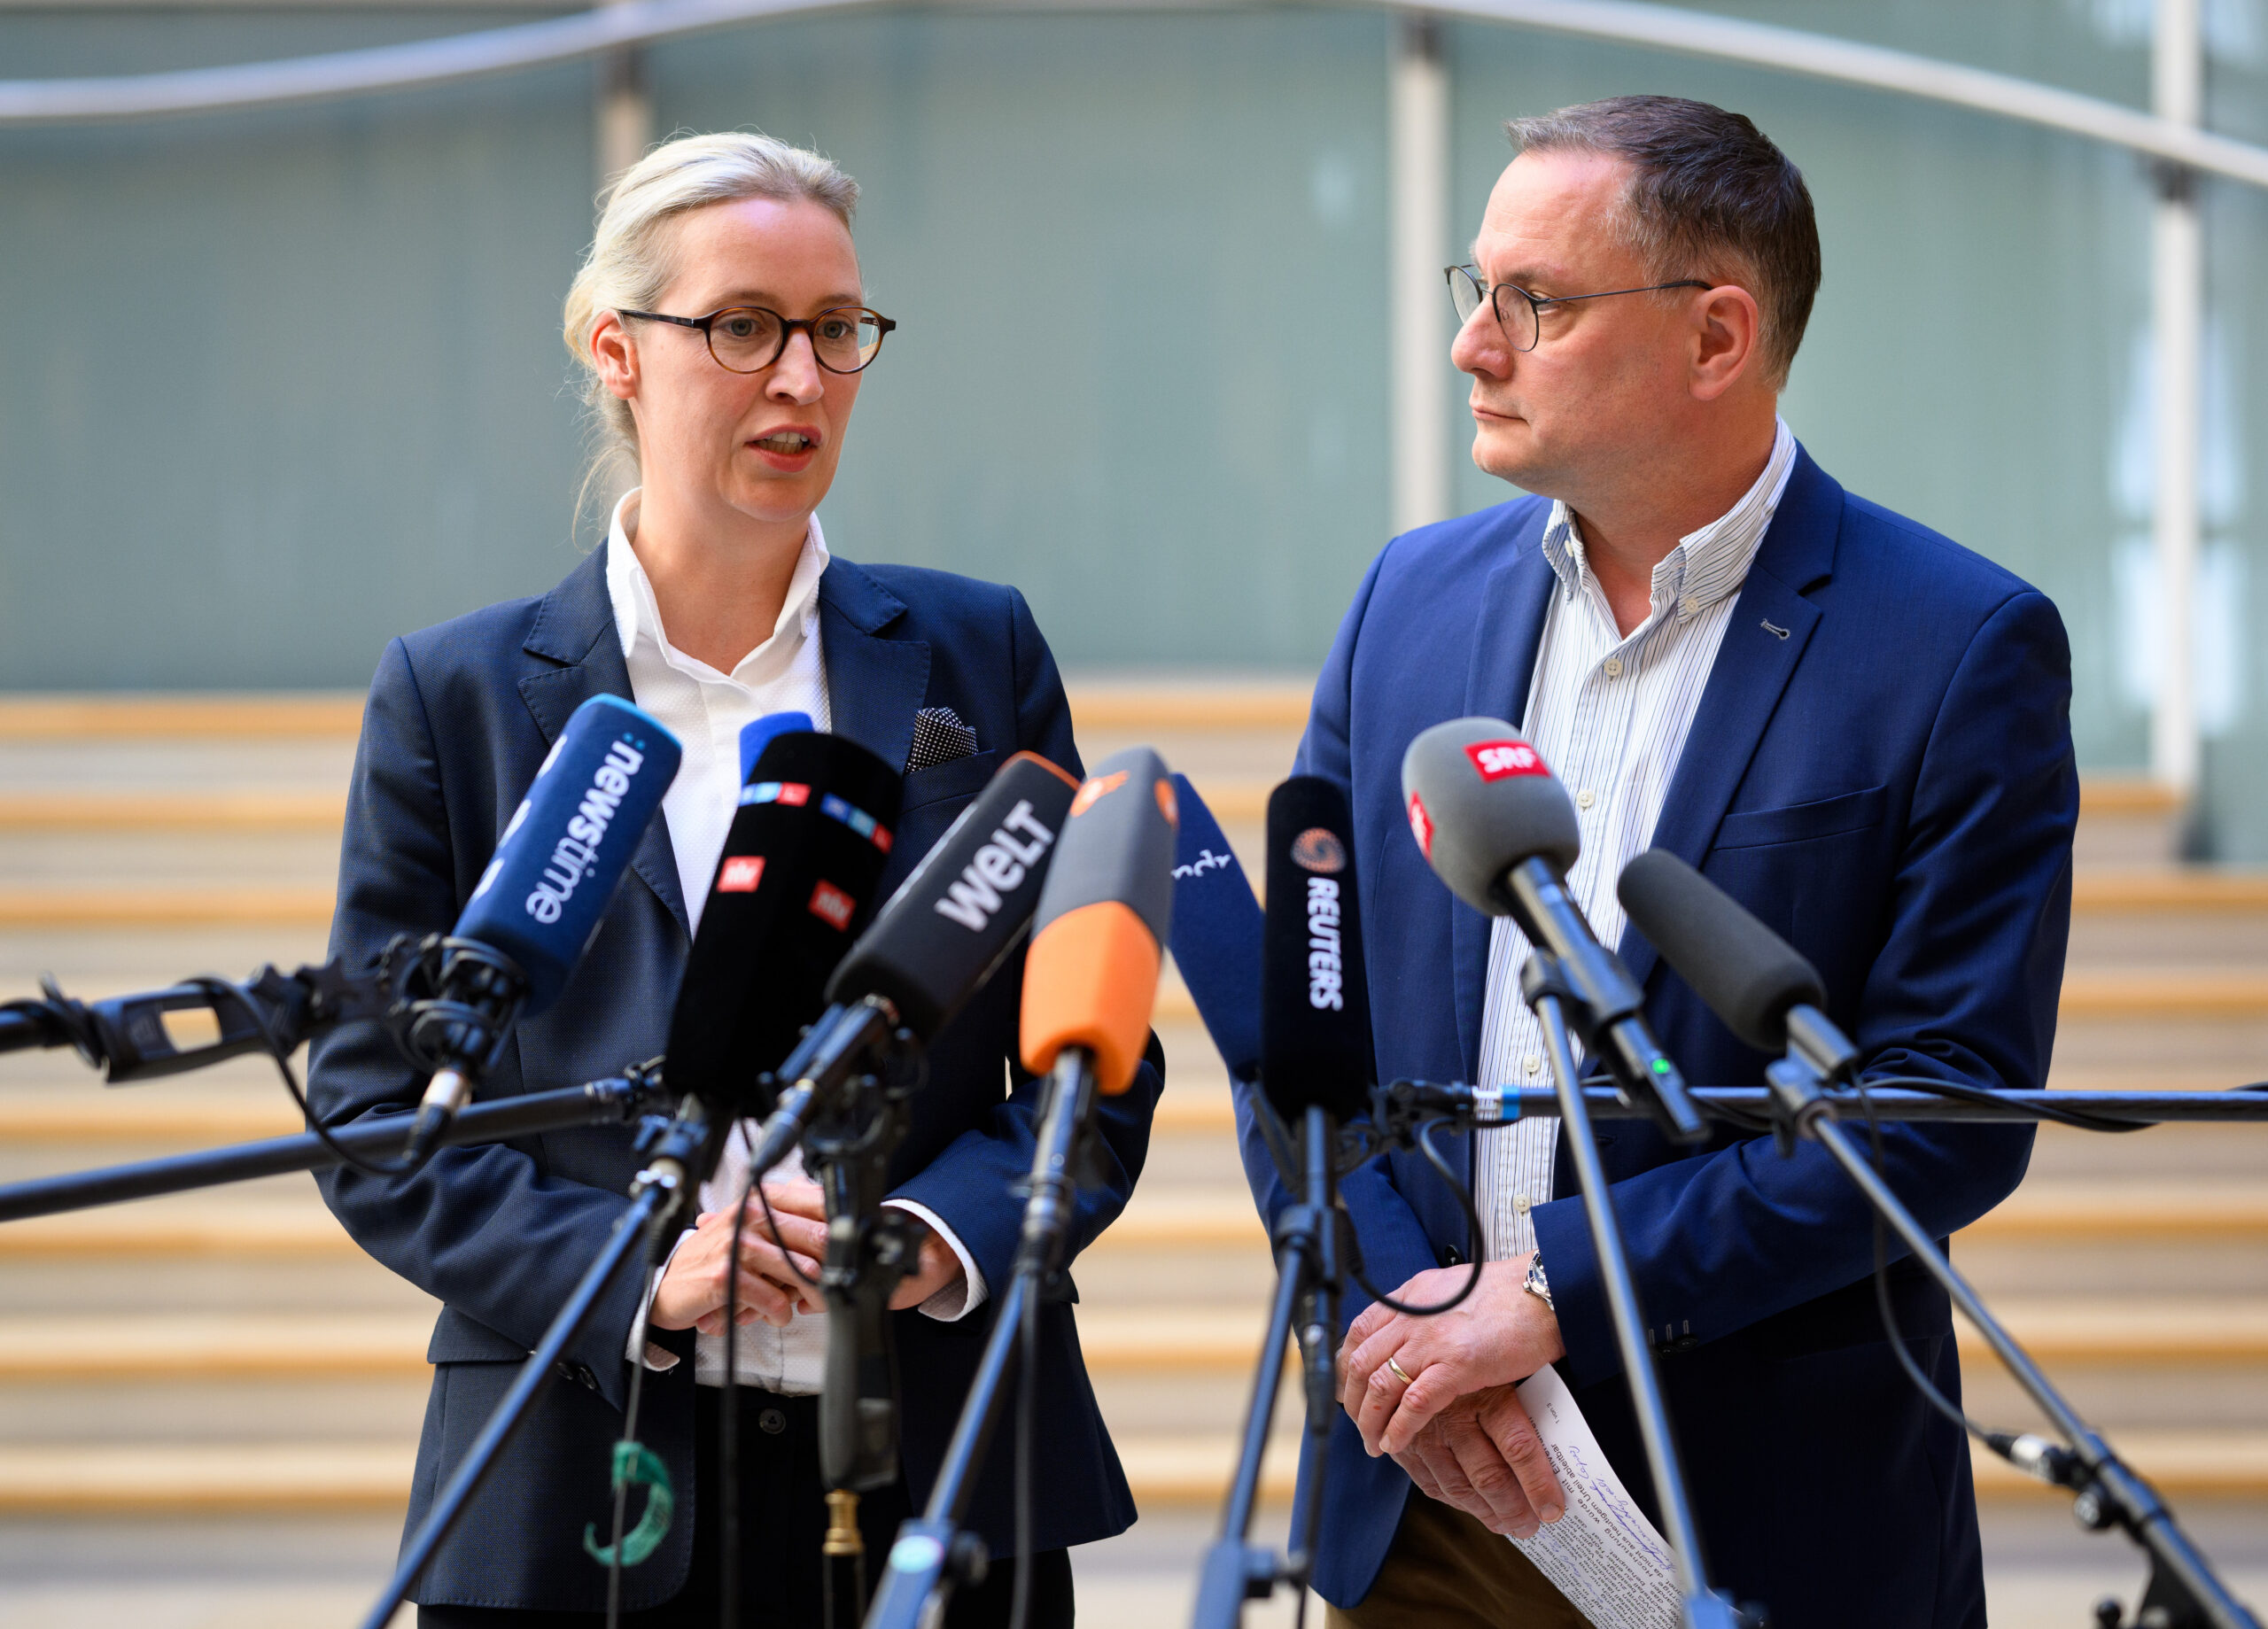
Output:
[{"xmin": 383, "ymin": 932, "xmax": 530, "ymax": 1081}]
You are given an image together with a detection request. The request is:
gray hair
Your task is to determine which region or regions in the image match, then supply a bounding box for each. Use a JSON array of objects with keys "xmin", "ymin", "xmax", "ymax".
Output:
[
  {"xmin": 1507, "ymin": 96, "xmax": 1819, "ymax": 391},
  {"xmin": 563, "ymin": 130, "xmax": 860, "ymax": 485}
]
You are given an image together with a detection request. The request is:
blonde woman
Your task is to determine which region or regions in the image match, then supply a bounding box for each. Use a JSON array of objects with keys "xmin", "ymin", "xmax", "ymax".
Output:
[{"xmin": 311, "ymin": 132, "xmax": 1152, "ymax": 1627}]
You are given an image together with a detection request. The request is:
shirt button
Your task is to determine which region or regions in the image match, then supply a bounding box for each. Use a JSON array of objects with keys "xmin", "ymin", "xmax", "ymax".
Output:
[
  {"xmin": 1522, "ymin": 1054, "xmax": 1542, "ymax": 1076},
  {"xmin": 1603, "ymin": 656, "xmax": 1624, "ymax": 678},
  {"xmin": 1515, "ymin": 1194, "xmax": 1532, "ymax": 1215},
  {"xmin": 1679, "ymin": 597, "xmax": 1697, "ymax": 617},
  {"xmin": 1577, "ymin": 789, "xmax": 1597, "ymax": 810}
]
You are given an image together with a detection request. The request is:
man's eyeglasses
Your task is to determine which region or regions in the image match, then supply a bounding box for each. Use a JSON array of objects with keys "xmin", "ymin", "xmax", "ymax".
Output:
[
  {"xmin": 617, "ymin": 304, "xmax": 896, "ymax": 375},
  {"xmin": 1445, "ymin": 266, "xmax": 1710, "ymax": 353}
]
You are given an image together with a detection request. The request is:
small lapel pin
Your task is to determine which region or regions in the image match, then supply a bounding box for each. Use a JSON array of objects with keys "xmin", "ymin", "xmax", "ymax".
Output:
[{"xmin": 1760, "ymin": 619, "xmax": 1790, "ymax": 640}]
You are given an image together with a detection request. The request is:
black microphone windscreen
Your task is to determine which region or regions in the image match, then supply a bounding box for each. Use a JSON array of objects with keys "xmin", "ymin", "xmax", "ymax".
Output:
[
  {"xmin": 1616, "ymin": 848, "xmax": 1825, "ymax": 1052},
  {"xmin": 1260, "ymin": 776, "xmax": 1372, "ymax": 1124},
  {"xmin": 664, "ymin": 730, "xmax": 902, "ymax": 1113},
  {"xmin": 1399, "ymin": 718, "xmax": 1581, "ymax": 916},
  {"xmin": 824, "ymin": 751, "xmax": 1082, "ymax": 1039}
]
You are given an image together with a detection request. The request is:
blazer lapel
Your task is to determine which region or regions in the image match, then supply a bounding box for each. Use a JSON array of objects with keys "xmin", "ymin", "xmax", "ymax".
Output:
[
  {"xmin": 1620, "ymin": 450, "xmax": 1842, "ymax": 989},
  {"xmin": 518, "ymin": 543, "xmax": 690, "ymax": 940},
  {"xmin": 818, "ymin": 558, "xmax": 929, "ymax": 773},
  {"xmin": 1452, "ymin": 510, "xmax": 1557, "ymax": 1081}
]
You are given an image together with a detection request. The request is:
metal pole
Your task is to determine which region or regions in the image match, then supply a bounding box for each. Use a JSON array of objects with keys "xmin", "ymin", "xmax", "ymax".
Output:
[
  {"xmin": 2153, "ymin": 0, "xmax": 2204, "ymax": 800},
  {"xmin": 1389, "ymin": 11, "xmax": 1450, "ymax": 536}
]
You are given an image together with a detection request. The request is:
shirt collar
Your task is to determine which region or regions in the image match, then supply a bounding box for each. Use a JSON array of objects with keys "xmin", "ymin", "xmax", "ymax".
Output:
[
  {"xmin": 603, "ymin": 488, "xmax": 831, "ymax": 684},
  {"xmin": 1539, "ymin": 415, "xmax": 1798, "ymax": 625}
]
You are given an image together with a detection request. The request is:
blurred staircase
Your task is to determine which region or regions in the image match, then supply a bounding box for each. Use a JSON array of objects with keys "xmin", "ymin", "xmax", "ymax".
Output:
[{"xmin": 0, "ymin": 687, "xmax": 2262, "ymax": 1602}]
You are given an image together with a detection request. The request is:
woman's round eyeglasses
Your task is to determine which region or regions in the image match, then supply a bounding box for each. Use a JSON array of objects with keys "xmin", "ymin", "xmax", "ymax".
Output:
[
  {"xmin": 617, "ymin": 304, "xmax": 896, "ymax": 375},
  {"xmin": 1446, "ymin": 266, "xmax": 1710, "ymax": 353}
]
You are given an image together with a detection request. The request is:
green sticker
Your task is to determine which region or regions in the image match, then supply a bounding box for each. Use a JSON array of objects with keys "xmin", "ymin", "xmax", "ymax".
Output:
[{"xmin": 583, "ymin": 1439, "xmax": 674, "ymax": 1569}]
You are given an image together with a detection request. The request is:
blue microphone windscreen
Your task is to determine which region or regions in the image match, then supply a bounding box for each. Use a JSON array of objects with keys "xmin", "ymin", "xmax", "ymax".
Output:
[
  {"xmin": 739, "ymin": 711, "xmax": 814, "ymax": 787},
  {"xmin": 455, "ymin": 694, "xmax": 681, "ymax": 1015},
  {"xmin": 1165, "ymin": 772, "xmax": 1264, "ymax": 1084}
]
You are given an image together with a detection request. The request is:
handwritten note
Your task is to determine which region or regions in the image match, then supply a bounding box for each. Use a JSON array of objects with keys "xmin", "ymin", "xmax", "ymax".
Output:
[{"xmin": 1507, "ymin": 1365, "xmax": 1682, "ymax": 1629}]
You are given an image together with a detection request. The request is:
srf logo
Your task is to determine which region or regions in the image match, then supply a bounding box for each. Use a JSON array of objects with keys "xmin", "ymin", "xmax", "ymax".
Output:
[
  {"xmin": 1464, "ymin": 740, "xmax": 1548, "ymax": 781},
  {"xmin": 718, "ymin": 856, "xmax": 765, "ymax": 893},
  {"xmin": 808, "ymin": 880, "xmax": 855, "ymax": 930},
  {"xmin": 1406, "ymin": 793, "xmax": 1433, "ymax": 859}
]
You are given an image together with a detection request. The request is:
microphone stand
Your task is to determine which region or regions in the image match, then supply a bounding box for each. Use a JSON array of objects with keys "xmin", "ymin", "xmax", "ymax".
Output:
[
  {"xmin": 865, "ymin": 1050, "xmax": 1100, "ymax": 1629},
  {"xmin": 1521, "ymin": 953, "xmax": 1756, "ymax": 1629},
  {"xmin": 0, "ymin": 1072, "xmax": 673, "ymax": 1223},
  {"xmin": 804, "ymin": 1038, "xmax": 930, "ymax": 1629},
  {"xmin": 1759, "ymin": 1053, "xmax": 2262, "ymax": 1629},
  {"xmin": 355, "ymin": 1094, "xmax": 710, "ymax": 1629},
  {"xmin": 1191, "ymin": 1098, "xmax": 1341, "ymax": 1629}
]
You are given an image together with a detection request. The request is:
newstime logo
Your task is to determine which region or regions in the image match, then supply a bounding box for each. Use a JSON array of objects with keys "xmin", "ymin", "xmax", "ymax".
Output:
[{"xmin": 524, "ymin": 736, "xmax": 648, "ymax": 925}]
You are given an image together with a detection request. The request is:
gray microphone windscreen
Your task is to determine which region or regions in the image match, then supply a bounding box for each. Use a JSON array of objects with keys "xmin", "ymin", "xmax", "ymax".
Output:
[
  {"xmin": 1616, "ymin": 848, "xmax": 1825, "ymax": 1051},
  {"xmin": 1399, "ymin": 718, "xmax": 1581, "ymax": 915}
]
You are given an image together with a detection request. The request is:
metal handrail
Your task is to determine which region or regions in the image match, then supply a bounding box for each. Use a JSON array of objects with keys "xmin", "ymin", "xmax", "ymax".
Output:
[{"xmin": 4, "ymin": 0, "xmax": 2268, "ymax": 195}]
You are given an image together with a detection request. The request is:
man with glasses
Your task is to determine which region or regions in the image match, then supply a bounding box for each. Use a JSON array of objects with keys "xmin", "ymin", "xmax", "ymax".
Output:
[{"xmin": 1266, "ymin": 97, "xmax": 2076, "ymax": 1626}]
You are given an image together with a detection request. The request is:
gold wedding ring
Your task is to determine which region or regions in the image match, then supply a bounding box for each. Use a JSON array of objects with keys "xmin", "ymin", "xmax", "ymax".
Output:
[{"xmin": 1386, "ymin": 1355, "xmax": 1416, "ymax": 1386}]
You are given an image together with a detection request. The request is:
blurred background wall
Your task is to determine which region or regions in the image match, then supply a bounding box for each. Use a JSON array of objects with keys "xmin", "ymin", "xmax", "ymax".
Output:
[{"xmin": 1, "ymin": 0, "xmax": 2263, "ymax": 850}]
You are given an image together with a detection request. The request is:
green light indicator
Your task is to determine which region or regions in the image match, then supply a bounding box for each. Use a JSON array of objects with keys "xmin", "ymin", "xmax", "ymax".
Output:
[{"xmin": 1651, "ymin": 1059, "xmax": 1671, "ymax": 1074}]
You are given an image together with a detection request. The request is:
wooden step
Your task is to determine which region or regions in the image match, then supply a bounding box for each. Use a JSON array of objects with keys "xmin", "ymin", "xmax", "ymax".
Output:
[
  {"xmin": 2075, "ymin": 870, "xmax": 2268, "ymax": 911},
  {"xmin": 0, "ymin": 694, "xmax": 363, "ymax": 742},
  {"xmin": 8, "ymin": 1297, "xmax": 2263, "ymax": 1389},
  {"xmin": 0, "ymin": 791, "xmax": 344, "ymax": 834},
  {"xmin": 0, "ymin": 887, "xmax": 333, "ymax": 928},
  {"xmin": 0, "ymin": 1315, "xmax": 431, "ymax": 1380},
  {"xmin": 0, "ymin": 1427, "xmax": 2254, "ymax": 1517},
  {"xmin": 0, "ymin": 1442, "xmax": 411, "ymax": 1513},
  {"xmin": 0, "ymin": 1181, "xmax": 2257, "ymax": 1264}
]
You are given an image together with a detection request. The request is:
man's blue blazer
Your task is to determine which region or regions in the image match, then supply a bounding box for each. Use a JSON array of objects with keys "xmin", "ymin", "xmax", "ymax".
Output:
[
  {"xmin": 1244, "ymin": 450, "xmax": 2077, "ymax": 1625},
  {"xmin": 309, "ymin": 545, "xmax": 1156, "ymax": 1612}
]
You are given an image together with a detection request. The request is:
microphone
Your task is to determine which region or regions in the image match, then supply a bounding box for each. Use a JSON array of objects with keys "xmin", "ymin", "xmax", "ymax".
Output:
[
  {"xmin": 401, "ymin": 694, "xmax": 680, "ymax": 1160},
  {"xmin": 1020, "ymin": 747, "xmax": 1177, "ymax": 1096},
  {"xmin": 1616, "ymin": 849, "xmax": 1859, "ymax": 1082},
  {"xmin": 1260, "ymin": 777, "xmax": 1373, "ymax": 1128},
  {"xmin": 743, "ymin": 750, "xmax": 1083, "ymax": 1175},
  {"xmin": 664, "ymin": 728, "xmax": 903, "ymax": 1125},
  {"xmin": 1400, "ymin": 718, "xmax": 1705, "ymax": 1145},
  {"xmin": 1164, "ymin": 772, "xmax": 1264, "ymax": 1086}
]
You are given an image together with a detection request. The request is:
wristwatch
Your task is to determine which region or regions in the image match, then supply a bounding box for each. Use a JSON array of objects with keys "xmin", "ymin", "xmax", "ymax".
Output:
[{"xmin": 1524, "ymin": 1254, "xmax": 1554, "ymax": 1314}]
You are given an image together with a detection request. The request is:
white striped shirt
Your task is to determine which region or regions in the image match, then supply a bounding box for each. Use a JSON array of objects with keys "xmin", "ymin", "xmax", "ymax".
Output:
[{"xmin": 1475, "ymin": 417, "xmax": 1798, "ymax": 1266}]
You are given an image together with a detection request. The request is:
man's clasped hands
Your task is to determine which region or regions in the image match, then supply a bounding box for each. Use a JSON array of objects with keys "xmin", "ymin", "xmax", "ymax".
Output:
[{"xmin": 1334, "ymin": 1254, "xmax": 1571, "ymax": 1539}]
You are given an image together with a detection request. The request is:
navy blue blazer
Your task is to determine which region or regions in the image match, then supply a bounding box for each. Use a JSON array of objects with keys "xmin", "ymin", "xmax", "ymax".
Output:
[
  {"xmin": 1241, "ymin": 450, "xmax": 2076, "ymax": 1625},
  {"xmin": 309, "ymin": 544, "xmax": 1155, "ymax": 1612}
]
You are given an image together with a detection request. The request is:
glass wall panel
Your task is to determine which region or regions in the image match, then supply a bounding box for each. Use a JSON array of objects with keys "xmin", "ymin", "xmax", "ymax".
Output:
[
  {"xmin": 647, "ymin": 7, "xmax": 1393, "ymax": 670},
  {"xmin": 0, "ymin": 12, "xmax": 598, "ymax": 689}
]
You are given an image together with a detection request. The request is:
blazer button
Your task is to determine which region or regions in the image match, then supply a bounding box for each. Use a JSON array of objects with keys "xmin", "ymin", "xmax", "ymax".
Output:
[
  {"xmin": 758, "ymin": 1408, "xmax": 788, "ymax": 1436},
  {"xmin": 1440, "ymin": 1245, "xmax": 1465, "ymax": 1268}
]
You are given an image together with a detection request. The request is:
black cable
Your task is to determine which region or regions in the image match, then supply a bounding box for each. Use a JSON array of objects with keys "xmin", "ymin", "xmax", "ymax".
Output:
[
  {"xmin": 1859, "ymin": 1072, "xmax": 2146, "ymax": 1135},
  {"xmin": 720, "ymin": 1160, "xmax": 753, "ymax": 1629},
  {"xmin": 1349, "ymin": 1120, "xmax": 1485, "ymax": 1317},
  {"xmin": 606, "ymin": 1284, "xmax": 654, "ymax": 1629},
  {"xmin": 1009, "ymin": 1274, "xmax": 1040, "ymax": 1629},
  {"xmin": 1843, "ymin": 1074, "xmax": 2022, "ymax": 1461},
  {"xmin": 757, "ymin": 1179, "xmax": 820, "ymax": 1289},
  {"xmin": 185, "ymin": 975, "xmax": 422, "ymax": 1180}
]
